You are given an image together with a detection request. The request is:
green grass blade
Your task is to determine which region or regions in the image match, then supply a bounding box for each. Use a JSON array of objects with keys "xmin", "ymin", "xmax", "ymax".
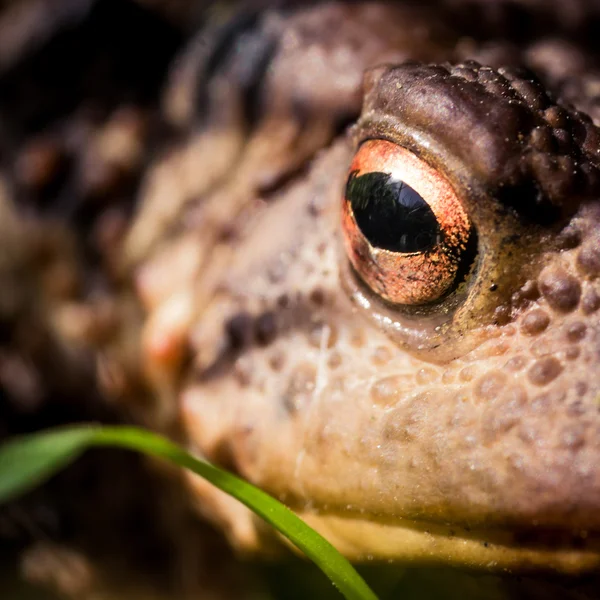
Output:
[
  {"xmin": 0, "ymin": 427, "xmax": 94, "ymax": 503},
  {"xmin": 0, "ymin": 425, "xmax": 379, "ymax": 600}
]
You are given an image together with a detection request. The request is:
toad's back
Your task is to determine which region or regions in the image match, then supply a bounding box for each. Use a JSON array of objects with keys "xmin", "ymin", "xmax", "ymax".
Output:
[{"xmin": 127, "ymin": 0, "xmax": 600, "ymax": 572}]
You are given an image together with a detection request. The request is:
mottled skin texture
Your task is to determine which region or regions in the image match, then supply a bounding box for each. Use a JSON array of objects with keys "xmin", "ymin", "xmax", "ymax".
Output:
[{"xmin": 127, "ymin": 0, "xmax": 600, "ymax": 573}]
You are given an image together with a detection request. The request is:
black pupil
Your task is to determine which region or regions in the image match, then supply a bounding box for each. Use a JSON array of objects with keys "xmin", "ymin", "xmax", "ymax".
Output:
[{"xmin": 345, "ymin": 170, "xmax": 440, "ymax": 253}]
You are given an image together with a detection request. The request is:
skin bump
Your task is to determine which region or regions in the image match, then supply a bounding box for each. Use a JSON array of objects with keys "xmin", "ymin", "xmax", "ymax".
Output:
[
  {"xmin": 538, "ymin": 267, "xmax": 582, "ymax": 313},
  {"xmin": 582, "ymin": 288, "xmax": 600, "ymax": 314},
  {"xmin": 474, "ymin": 371, "xmax": 508, "ymax": 401},
  {"xmin": 528, "ymin": 356, "xmax": 564, "ymax": 386},
  {"xmin": 520, "ymin": 309, "xmax": 551, "ymax": 336},
  {"xmin": 577, "ymin": 234, "xmax": 600, "ymax": 276},
  {"xmin": 565, "ymin": 322, "xmax": 587, "ymax": 342}
]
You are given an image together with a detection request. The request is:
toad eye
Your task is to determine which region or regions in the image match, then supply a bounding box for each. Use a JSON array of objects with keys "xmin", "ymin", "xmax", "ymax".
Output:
[{"xmin": 342, "ymin": 139, "xmax": 473, "ymax": 305}]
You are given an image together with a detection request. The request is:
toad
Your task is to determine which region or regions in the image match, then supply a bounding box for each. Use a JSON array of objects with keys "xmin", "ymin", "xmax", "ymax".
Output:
[
  {"xmin": 121, "ymin": 0, "xmax": 600, "ymax": 574},
  {"xmin": 5, "ymin": 0, "xmax": 600, "ymax": 588}
]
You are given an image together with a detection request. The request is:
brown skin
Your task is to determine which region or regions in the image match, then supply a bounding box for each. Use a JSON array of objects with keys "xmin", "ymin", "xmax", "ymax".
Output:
[{"xmin": 128, "ymin": 1, "xmax": 600, "ymax": 573}]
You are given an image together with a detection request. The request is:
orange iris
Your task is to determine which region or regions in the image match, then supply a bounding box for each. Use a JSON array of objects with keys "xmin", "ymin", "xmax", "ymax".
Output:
[{"xmin": 342, "ymin": 140, "xmax": 472, "ymax": 305}]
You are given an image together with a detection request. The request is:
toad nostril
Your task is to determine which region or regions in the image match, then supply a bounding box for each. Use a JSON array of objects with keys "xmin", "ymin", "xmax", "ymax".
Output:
[
  {"xmin": 255, "ymin": 311, "xmax": 278, "ymax": 346},
  {"xmin": 225, "ymin": 310, "xmax": 280, "ymax": 350},
  {"xmin": 225, "ymin": 312, "xmax": 255, "ymax": 349}
]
